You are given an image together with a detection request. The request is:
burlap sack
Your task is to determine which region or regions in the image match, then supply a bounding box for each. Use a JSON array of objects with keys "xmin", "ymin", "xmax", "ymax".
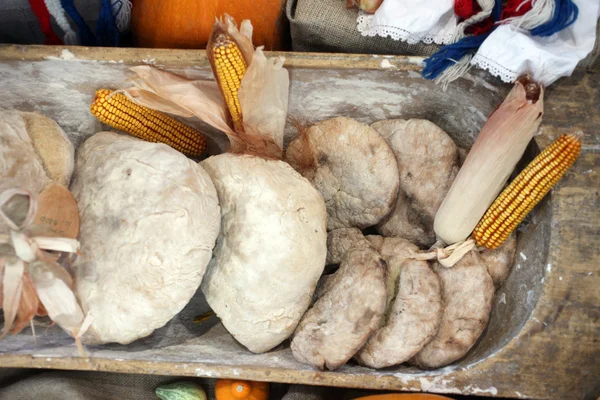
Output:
[{"xmin": 286, "ymin": 0, "xmax": 441, "ymax": 55}]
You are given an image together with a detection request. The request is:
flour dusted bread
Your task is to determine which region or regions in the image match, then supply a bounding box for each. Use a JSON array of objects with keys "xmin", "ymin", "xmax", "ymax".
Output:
[
  {"xmin": 365, "ymin": 236, "xmax": 422, "ymax": 310},
  {"xmin": 0, "ymin": 110, "xmax": 74, "ymax": 192},
  {"xmin": 291, "ymin": 246, "xmax": 387, "ymax": 370},
  {"xmin": 480, "ymin": 233, "xmax": 517, "ymax": 288},
  {"xmin": 326, "ymin": 227, "xmax": 372, "ymax": 265},
  {"xmin": 319, "ymin": 227, "xmax": 374, "ymax": 298},
  {"xmin": 412, "ymin": 250, "xmax": 494, "ymax": 368},
  {"xmin": 201, "ymin": 153, "xmax": 327, "ymax": 353},
  {"xmin": 21, "ymin": 112, "xmax": 75, "ymax": 186},
  {"xmin": 372, "ymin": 119, "xmax": 459, "ymax": 247},
  {"xmin": 71, "ymin": 132, "xmax": 220, "ymax": 344},
  {"xmin": 286, "ymin": 117, "xmax": 399, "ymax": 231},
  {"xmin": 356, "ymin": 236, "xmax": 442, "ymax": 369},
  {"xmin": 356, "ymin": 259, "xmax": 442, "ymax": 369}
]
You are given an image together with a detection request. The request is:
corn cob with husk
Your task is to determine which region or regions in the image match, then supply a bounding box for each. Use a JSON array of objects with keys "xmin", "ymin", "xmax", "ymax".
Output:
[
  {"xmin": 434, "ymin": 78, "xmax": 544, "ymax": 240},
  {"xmin": 90, "ymin": 89, "xmax": 207, "ymax": 157},
  {"xmin": 206, "ymin": 16, "xmax": 288, "ymax": 158},
  {"xmin": 417, "ymin": 77, "xmax": 544, "ymax": 266},
  {"xmin": 116, "ymin": 15, "xmax": 288, "ymax": 159},
  {"xmin": 209, "ymin": 32, "xmax": 248, "ymax": 132},
  {"xmin": 473, "ymin": 133, "xmax": 581, "ymax": 249}
]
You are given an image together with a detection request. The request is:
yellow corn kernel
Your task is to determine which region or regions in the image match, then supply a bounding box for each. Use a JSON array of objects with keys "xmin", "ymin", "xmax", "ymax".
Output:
[
  {"xmin": 211, "ymin": 34, "xmax": 247, "ymax": 132},
  {"xmin": 473, "ymin": 134, "xmax": 581, "ymax": 249},
  {"xmin": 90, "ymin": 89, "xmax": 207, "ymax": 157}
]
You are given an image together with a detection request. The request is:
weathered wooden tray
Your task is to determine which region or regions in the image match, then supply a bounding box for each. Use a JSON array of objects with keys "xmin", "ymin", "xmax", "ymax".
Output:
[{"xmin": 0, "ymin": 45, "xmax": 598, "ymax": 400}]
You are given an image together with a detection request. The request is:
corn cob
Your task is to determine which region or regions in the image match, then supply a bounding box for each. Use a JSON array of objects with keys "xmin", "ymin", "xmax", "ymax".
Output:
[
  {"xmin": 473, "ymin": 134, "xmax": 581, "ymax": 249},
  {"xmin": 210, "ymin": 34, "xmax": 247, "ymax": 132},
  {"xmin": 433, "ymin": 79, "xmax": 544, "ymax": 246},
  {"xmin": 90, "ymin": 89, "xmax": 207, "ymax": 157}
]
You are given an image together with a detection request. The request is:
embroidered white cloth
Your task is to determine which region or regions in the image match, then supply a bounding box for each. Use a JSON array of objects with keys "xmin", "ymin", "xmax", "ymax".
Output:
[
  {"xmin": 471, "ymin": 0, "xmax": 600, "ymax": 85},
  {"xmin": 357, "ymin": 0, "xmax": 458, "ymax": 45}
]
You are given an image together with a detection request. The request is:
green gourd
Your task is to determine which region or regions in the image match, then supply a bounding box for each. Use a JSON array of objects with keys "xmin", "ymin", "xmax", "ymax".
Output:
[{"xmin": 155, "ymin": 381, "xmax": 207, "ymax": 400}]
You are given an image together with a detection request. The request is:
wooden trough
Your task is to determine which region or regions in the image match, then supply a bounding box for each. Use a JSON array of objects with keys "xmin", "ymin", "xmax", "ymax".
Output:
[{"xmin": 0, "ymin": 45, "xmax": 598, "ymax": 399}]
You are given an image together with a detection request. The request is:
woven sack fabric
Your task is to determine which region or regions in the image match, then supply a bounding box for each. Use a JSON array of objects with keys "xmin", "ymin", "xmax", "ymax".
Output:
[{"xmin": 286, "ymin": 0, "xmax": 441, "ymax": 55}]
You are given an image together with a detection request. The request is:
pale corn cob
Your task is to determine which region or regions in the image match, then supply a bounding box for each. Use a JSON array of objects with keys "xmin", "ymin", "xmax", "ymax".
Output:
[
  {"xmin": 211, "ymin": 34, "xmax": 247, "ymax": 132},
  {"xmin": 90, "ymin": 89, "xmax": 207, "ymax": 157},
  {"xmin": 473, "ymin": 134, "xmax": 581, "ymax": 249},
  {"xmin": 433, "ymin": 79, "xmax": 544, "ymax": 245}
]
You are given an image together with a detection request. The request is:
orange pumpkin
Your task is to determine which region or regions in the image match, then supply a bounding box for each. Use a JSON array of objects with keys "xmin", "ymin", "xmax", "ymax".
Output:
[
  {"xmin": 131, "ymin": 0, "xmax": 287, "ymax": 50},
  {"xmin": 214, "ymin": 379, "xmax": 269, "ymax": 400}
]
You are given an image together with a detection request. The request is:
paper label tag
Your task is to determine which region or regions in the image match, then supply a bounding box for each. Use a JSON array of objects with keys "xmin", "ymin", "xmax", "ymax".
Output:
[{"xmin": 33, "ymin": 183, "xmax": 80, "ymax": 239}]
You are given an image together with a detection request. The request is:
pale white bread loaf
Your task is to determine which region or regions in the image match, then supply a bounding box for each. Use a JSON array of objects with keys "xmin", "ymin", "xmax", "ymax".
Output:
[{"xmin": 71, "ymin": 132, "xmax": 220, "ymax": 344}]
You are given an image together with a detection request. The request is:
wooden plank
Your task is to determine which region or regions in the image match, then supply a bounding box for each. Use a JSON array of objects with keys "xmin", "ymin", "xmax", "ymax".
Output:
[
  {"xmin": 0, "ymin": 44, "xmax": 424, "ymax": 70},
  {"xmin": 0, "ymin": 45, "xmax": 597, "ymax": 400}
]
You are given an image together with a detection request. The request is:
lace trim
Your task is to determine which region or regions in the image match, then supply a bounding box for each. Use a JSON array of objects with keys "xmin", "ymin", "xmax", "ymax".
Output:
[
  {"xmin": 471, "ymin": 54, "xmax": 519, "ymax": 83},
  {"xmin": 357, "ymin": 14, "xmax": 454, "ymax": 45}
]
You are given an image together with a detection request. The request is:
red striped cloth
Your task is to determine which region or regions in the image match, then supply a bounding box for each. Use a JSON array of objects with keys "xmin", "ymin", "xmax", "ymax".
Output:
[
  {"xmin": 28, "ymin": 0, "xmax": 63, "ymax": 45},
  {"xmin": 454, "ymin": 0, "xmax": 534, "ymax": 35}
]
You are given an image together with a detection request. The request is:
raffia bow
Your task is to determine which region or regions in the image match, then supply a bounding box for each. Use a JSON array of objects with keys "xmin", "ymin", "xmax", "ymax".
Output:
[{"xmin": 412, "ymin": 239, "xmax": 477, "ymax": 267}]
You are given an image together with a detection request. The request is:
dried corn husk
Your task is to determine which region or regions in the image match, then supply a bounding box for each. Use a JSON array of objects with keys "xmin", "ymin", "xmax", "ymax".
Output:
[
  {"xmin": 0, "ymin": 183, "xmax": 84, "ymax": 346},
  {"xmin": 434, "ymin": 78, "xmax": 544, "ymax": 247},
  {"xmin": 122, "ymin": 15, "xmax": 289, "ymax": 159},
  {"xmin": 12, "ymin": 271, "xmax": 37, "ymax": 334},
  {"xmin": 238, "ymin": 47, "xmax": 289, "ymax": 152},
  {"xmin": 1, "ymin": 256, "xmax": 24, "ymax": 338},
  {"xmin": 125, "ymin": 67, "xmax": 234, "ymax": 136}
]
